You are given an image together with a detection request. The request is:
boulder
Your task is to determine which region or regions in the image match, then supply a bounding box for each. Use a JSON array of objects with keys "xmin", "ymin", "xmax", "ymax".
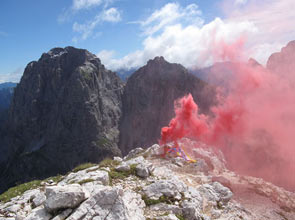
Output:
[
  {"xmin": 32, "ymin": 192, "xmax": 46, "ymax": 207},
  {"xmin": 67, "ymin": 187, "xmax": 145, "ymax": 220},
  {"xmin": 115, "ymin": 162, "xmax": 131, "ymax": 172},
  {"xmin": 143, "ymin": 178, "xmax": 187, "ymax": 200},
  {"xmin": 124, "ymin": 148, "xmax": 145, "ymax": 160},
  {"xmin": 44, "ymin": 184, "xmax": 86, "ymax": 212},
  {"xmin": 59, "ymin": 169, "xmax": 109, "ymax": 186},
  {"xmin": 136, "ymin": 163, "xmax": 150, "ymax": 178}
]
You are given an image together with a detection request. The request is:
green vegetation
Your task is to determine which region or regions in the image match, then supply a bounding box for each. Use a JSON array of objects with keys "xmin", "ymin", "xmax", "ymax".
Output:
[
  {"xmin": 80, "ymin": 68, "xmax": 92, "ymax": 81},
  {"xmin": 141, "ymin": 195, "xmax": 176, "ymax": 206},
  {"xmin": 45, "ymin": 174, "xmax": 64, "ymax": 183},
  {"xmin": 108, "ymin": 164, "xmax": 138, "ymax": 184},
  {"xmin": 176, "ymin": 214, "xmax": 187, "ymax": 220},
  {"xmin": 78, "ymin": 178, "xmax": 95, "ymax": 185},
  {"xmin": 99, "ymin": 158, "xmax": 120, "ymax": 168},
  {"xmin": 72, "ymin": 163, "xmax": 97, "ymax": 173},
  {"xmin": 0, "ymin": 180, "xmax": 42, "ymax": 203},
  {"xmin": 0, "ymin": 174, "xmax": 64, "ymax": 203}
]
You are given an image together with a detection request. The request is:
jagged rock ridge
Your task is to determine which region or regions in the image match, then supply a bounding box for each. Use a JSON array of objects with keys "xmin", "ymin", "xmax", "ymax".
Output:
[
  {"xmin": 119, "ymin": 56, "xmax": 216, "ymax": 155},
  {"xmin": 0, "ymin": 47, "xmax": 123, "ymax": 193}
]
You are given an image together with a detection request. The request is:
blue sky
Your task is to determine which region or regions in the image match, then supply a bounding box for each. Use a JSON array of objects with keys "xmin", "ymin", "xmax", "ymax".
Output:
[{"xmin": 0, "ymin": 0, "xmax": 294, "ymax": 82}]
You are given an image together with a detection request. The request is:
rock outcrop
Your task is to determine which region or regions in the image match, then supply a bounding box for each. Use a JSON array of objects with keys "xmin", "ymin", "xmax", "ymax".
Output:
[
  {"xmin": 0, "ymin": 47, "xmax": 123, "ymax": 193},
  {"xmin": 119, "ymin": 57, "xmax": 216, "ymax": 155},
  {"xmin": 1, "ymin": 141, "xmax": 294, "ymax": 220}
]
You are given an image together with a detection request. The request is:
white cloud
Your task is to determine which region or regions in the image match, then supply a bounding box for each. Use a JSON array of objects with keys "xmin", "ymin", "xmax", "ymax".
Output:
[
  {"xmin": 72, "ymin": 7, "xmax": 121, "ymax": 41},
  {"xmin": 98, "ymin": 17, "xmax": 257, "ymax": 70},
  {"xmin": 0, "ymin": 68, "xmax": 23, "ymax": 83},
  {"xmin": 97, "ymin": 3, "xmax": 257, "ymax": 71},
  {"xmin": 97, "ymin": 1, "xmax": 295, "ymax": 71},
  {"xmin": 140, "ymin": 3, "xmax": 203, "ymax": 36},
  {"xmin": 58, "ymin": 0, "xmax": 115, "ymax": 23},
  {"xmin": 97, "ymin": 50, "xmax": 116, "ymax": 60},
  {"xmin": 101, "ymin": 7, "xmax": 121, "ymax": 22},
  {"xmin": 225, "ymin": 0, "xmax": 295, "ymax": 63},
  {"xmin": 72, "ymin": 0, "xmax": 103, "ymax": 10}
]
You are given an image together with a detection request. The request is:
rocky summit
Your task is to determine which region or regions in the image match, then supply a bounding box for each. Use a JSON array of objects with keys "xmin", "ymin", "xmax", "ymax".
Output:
[
  {"xmin": 0, "ymin": 141, "xmax": 294, "ymax": 220},
  {"xmin": 119, "ymin": 56, "xmax": 216, "ymax": 155},
  {"xmin": 0, "ymin": 47, "xmax": 123, "ymax": 193},
  {"xmin": 267, "ymin": 40, "xmax": 295, "ymax": 79}
]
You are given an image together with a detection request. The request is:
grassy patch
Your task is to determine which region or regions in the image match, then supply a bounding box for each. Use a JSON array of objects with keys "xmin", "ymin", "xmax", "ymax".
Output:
[
  {"xmin": 78, "ymin": 178, "xmax": 95, "ymax": 185},
  {"xmin": 72, "ymin": 163, "xmax": 97, "ymax": 173},
  {"xmin": 108, "ymin": 164, "xmax": 138, "ymax": 184},
  {"xmin": 141, "ymin": 195, "xmax": 175, "ymax": 206},
  {"xmin": 44, "ymin": 175, "xmax": 64, "ymax": 183},
  {"xmin": 99, "ymin": 158, "xmax": 120, "ymax": 168},
  {"xmin": 0, "ymin": 180, "xmax": 42, "ymax": 203},
  {"xmin": 176, "ymin": 214, "xmax": 187, "ymax": 220}
]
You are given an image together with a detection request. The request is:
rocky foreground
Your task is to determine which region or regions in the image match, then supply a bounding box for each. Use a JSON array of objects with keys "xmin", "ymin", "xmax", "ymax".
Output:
[{"xmin": 1, "ymin": 141, "xmax": 295, "ymax": 220}]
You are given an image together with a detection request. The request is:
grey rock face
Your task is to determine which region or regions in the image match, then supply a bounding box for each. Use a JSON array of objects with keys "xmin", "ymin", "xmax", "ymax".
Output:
[
  {"xmin": 0, "ymin": 46, "xmax": 123, "ymax": 193},
  {"xmin": 67, "ymin": 187, "xmax": 145, "ymax": 220},
  {"xmin": 24, "ymin": 207, "xmax": 52, "ymax": 220},
  {"xmin": 44, "ymin": 184, "xmax": 86, "ymax": 212},
  {"xmin": 119, "ymin": 56, "xmax": 216, "ymax": 155}
]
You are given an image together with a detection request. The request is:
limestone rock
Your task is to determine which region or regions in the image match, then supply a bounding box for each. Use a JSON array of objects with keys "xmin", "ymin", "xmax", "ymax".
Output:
[
  {"xmin": 143, "ymin": 178, "xmax": 187, "ymax": 200},
  {"xmin": 145, "ymin": 144, "xmax": 163, "ymax": 157},
  {"xmin": 24, "ymin": 207, "xmax": 52, "ymax": 220},
  {"xmin": 44, "ymin": 184, "xmax": 86, "ymax": 212},
  {"xmin": 59, "ymin": 169, "xmax": 109, "ymax": 186},
  {"xmin": 124, "ymin": 147, "xmax": 145, "ymax": 160},
  {"xmin": 136, "ymin": 163, "xmax": 150, "ymax": 178},
  {"xmin": 51, "ymin": 209, "xmax": 72, "ymax": 220},
  {"xmin": 115, "ymin": 162, "xmax": 131, "ymax": 172},
  {"xmin": 67, "ymin": 187, "xmax": 145, "ymax": 220},
  {"xmin": 32, "ymin": 192, "xmax": 46, "ymax": 207}
]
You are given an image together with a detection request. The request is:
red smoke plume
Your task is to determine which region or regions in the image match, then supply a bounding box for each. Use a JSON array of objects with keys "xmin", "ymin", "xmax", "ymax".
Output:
[{"xmin": 161, "ymin": 39, "xmax": 295, "ymax": 191}]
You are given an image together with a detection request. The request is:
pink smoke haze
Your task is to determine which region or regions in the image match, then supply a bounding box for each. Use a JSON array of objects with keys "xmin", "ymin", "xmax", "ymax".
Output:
[{"xmin": 161, "ymin": 39, "xmax": 295, "ymax": 191}]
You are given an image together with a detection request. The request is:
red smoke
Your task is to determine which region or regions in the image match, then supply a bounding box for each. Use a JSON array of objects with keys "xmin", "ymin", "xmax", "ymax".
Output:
[{"xmin": 161, "ymin": 39, "xmax": 295, "ymax": 191}]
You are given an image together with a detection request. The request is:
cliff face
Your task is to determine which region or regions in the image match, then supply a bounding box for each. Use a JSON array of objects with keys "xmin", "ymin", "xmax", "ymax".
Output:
[
  {"xmin": 0, "ymin": 47, "xmax": 123, "ymax": 192},
  {"xmin": 119, "ymin": 57, "xmax": 216, "ymax": 155}
]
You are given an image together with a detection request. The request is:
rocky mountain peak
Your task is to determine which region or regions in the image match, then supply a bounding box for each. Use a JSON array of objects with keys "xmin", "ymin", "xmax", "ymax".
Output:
[
  {"xmin": 266, "ymin": 40, "xmax": 295, "ymax": 78},
  {"xmin": 147, "ymin": 56, "xmax": 166, "ymax": 65},
  {"xmin": 0, "ymin": 46, "xmax": 123, "ymax": 193},
  {"xmin": 119, "ymin": 57, "xmax": 216, "ymax": 155}
]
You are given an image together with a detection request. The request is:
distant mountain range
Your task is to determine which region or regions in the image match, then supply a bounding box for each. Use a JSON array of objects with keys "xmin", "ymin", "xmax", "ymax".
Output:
[
  {"xmin": 0, "ymin": 82, "xmax": 17, "ymax": 90},
  {"xmin": 0, "ymin": 82, "xmax": 16, "ymax": 126}
]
